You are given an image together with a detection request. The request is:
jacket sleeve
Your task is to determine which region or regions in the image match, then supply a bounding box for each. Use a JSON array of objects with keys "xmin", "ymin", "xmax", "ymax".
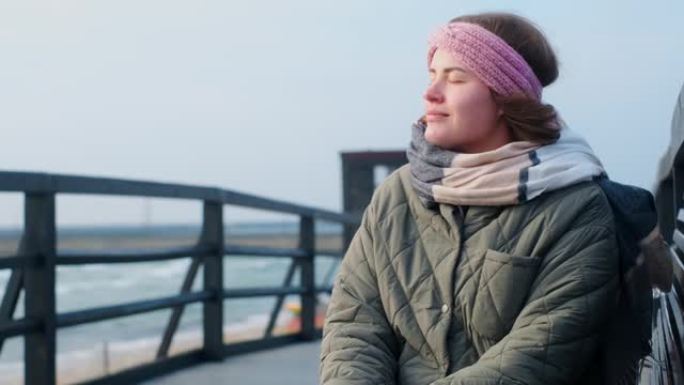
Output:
[
  {"xmin": 433, "ymin": 192, "xmax": 620, "ymax": 385},
  {"xmin": 320, "ymin": 205, "xmax": 399, "ymax": 385}
]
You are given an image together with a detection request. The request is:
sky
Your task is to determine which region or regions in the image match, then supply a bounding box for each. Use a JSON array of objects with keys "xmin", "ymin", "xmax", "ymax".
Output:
[{"xmin": 0, "ymin": 0, "xmax": 683, "ymax": 227}]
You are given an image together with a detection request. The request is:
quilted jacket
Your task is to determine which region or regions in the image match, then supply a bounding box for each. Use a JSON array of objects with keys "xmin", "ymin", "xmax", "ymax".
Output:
[{"xmin": 320, "ymin": 164, "xmax": 620, "ymax": 385}]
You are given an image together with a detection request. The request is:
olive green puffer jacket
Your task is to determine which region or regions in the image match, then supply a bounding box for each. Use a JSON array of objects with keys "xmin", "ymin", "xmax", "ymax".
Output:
[{"xmin": 320, "ymin": 165, "xmax": 620, "ymax": 385}]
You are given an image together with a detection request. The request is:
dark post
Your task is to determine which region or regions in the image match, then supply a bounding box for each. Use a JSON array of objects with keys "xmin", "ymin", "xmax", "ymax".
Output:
[
  {"xmin": 201, "ymin": 202, "xmax": 224, "ymax": 360},
  {"xmin": 299, "ymin": 215, "xmax": 316, "ymax": 340},
  {"xmin": 673, "ymin": 166, "xmax": 684, "ymax": 245},
  {"xmin": 340, "ymin": 151, "xmax": 408, "ymax": 248},
  {"xmin": 22, "ymin": 193, "xmax": 56, "ymax": 385},
  {"xmin": 656, "ymin": 175, "xmax": 675, "ymax": 244},
  {"xmin": 341, "ymin": 157, "xmax": 374, "ymax": 248}
]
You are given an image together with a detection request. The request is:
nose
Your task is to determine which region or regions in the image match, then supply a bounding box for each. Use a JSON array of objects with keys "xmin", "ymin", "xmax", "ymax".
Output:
[{"xmin": 423, "ymin": 81, "xmax": 444, "ymax": 104}]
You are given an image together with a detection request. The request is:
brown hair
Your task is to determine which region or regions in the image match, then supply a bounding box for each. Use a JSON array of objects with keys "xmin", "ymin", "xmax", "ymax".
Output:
[{"xmin": 450, "ymin": 12, "xmax": 561, "ymax": 144}]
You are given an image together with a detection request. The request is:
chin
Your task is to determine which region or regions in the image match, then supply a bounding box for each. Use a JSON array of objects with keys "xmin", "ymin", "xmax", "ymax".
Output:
[{"xmin": 425, "ymin": 124, "xmax": 457, "ymax": 149}]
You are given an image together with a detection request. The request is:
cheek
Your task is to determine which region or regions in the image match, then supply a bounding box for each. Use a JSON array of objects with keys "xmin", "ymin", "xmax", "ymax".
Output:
[
  {"xmin": 424, "ymin": 85, "xmax": 500, "ymax": 149},
  {"xmin": 447, "ymin": 88, "xmax": 498, "ymax": 125}
]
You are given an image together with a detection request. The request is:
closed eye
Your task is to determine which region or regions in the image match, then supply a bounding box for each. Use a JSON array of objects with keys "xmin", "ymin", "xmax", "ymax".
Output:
[{"xmin": 447, "ymin": 73, "xmax": 466, "ymax": 83}]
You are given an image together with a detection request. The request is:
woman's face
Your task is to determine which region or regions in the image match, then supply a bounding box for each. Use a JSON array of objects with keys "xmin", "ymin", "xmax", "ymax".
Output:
[{"xmin": 423, "ymin": 48, "xmax": 510, "ymax": 153}]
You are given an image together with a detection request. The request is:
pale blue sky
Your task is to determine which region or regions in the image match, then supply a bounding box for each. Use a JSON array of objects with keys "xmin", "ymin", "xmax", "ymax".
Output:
[{"xmin": 1, "ymin": 0, "xmax": 683, "ymax": 226}]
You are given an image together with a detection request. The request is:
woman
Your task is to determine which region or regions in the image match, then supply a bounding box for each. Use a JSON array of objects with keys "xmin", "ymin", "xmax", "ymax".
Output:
[{"xmin": 320, "ymin": 12, "xmax": 666, "ymax": 385}]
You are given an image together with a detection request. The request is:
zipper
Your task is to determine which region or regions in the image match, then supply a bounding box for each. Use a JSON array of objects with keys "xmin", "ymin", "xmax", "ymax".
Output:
[
  {"xmin": 444, "ymin": 205, "xmax": 467, "ymax": 375},
  {"xmin": 456, "ymin": 205, "xmax": 466, "ymax": 224}
]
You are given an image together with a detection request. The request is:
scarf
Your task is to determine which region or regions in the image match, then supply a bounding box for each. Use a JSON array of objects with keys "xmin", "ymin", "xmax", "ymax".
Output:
[{"xmin": 406, "ymin": 120, "xmax": 606, "ymax": 207}]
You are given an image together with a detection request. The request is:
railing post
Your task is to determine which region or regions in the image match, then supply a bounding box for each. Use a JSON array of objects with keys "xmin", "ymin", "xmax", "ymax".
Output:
[
  {"xmin": 299, "ymin": 215, "xmax": 316, "ymax": 340},
  {"xmin": 157, "ymin": 256, "xmax": 202, "ymax": 359},
  {"xmin": 201, "ymin": 201, "xmax": 224, "ymax": 360},
  {"xmin": 264, "ymin": 260, "xmax": 298, "ymax": 337},
  {"xmin": 22, "ymin": 193, "xmax": 56, "ymax": 385},
  {"xmin": 0, "ymin": 270, "xmax": 23, "ymax": 352}
]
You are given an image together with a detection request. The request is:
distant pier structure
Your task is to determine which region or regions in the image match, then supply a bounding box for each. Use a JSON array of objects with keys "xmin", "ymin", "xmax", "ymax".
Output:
[{"xmin": 341, "ymin": 150, "xmax": 407, "ymax": 243}]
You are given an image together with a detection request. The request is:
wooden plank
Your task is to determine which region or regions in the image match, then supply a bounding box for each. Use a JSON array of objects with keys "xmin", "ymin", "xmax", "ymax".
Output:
[
  {"xmin": 57, "ymin": 291, "xmax": 211, "ymax": 328},
  {"xmin": 672, "ymin": 247, "xmax": 684, "ymax": 291},
  {"xmin": 299, "ymin": 216, "xmax": 316, "ymax": 341},
  {"xmin": 673, "ymin": 229, "xmax": 684, "ymax": 254},
  {"xmin": 201, "ymin": 202, "xmax": 224, "ymax": 361},
  {"xmin": 224, "ymin": 245, "xmax": 307, "ymax": 258},
  {"xmin": 223, "ymin": 287, "xmax": 306, "ymax": 299},
  {"xmin": 264, "ymin": 261, "xmax": 298, "ymax": 337},
  {"xmin": 0, "ymin": 269, "xmax": 23, "ymax": 352},
  {"xmin": 0, "ymin": 256, "xmax": 34, "ymax": 269},
  {"xmin": 157, "ymin": 257, "xmax": 202, "ymax": 359},
  {"xmin": 57, "ymin": 246, "xmax": 211, "ymax": 265},
  {"xmin": 0, "ymin": 172, "xmax": 358, "ymax": 224},
  {"xmin": 677, "ymin": 208, "xmax": 684, "ymax": 224},
  {"xmin": 0, "ymin": 318, "xmax": 40, "ymax": 339},
  {"xmin": 22, "ymin": 193, "xmax": 57, "ymax": 385},
  {"xmin": 665, "ymin": 290, "xmax": 684, "ymax": 384}
]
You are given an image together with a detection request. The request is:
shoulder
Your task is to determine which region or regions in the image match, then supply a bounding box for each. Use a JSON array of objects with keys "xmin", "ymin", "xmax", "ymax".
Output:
[
  {"xmin": 533, "ymin": 180, "xmax": 615, "ymax": 231},
  {"xmin": 501, "ymin": 181, "xmax": 618, "ymax": 262},
  {"xmin": 364, "ymin": 164, "xmax": 424, "ymax": 224},
  {"xmin": 491, "ymin": 181, "xmax": 616, "ymax": 258}
]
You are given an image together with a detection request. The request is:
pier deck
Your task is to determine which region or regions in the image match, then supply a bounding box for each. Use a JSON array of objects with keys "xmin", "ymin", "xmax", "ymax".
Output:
[{"xmin": 143, "ymin": 341, "xmax": 321, "ymax": 385}]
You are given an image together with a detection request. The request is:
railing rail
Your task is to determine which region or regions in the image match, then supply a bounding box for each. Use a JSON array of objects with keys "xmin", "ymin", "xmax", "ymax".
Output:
[
  {"xmin": 0, "ymin": 170, "xmax": 359, "ymax": 385},
  {"xmin": 0, "ymin": 172, "xmax": 357, "ymax": 223}
]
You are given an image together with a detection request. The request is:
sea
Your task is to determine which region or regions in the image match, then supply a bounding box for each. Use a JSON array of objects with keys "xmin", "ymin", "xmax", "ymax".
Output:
[{"xmin": 0, "ymin": 222, "xmax": 343, "ymax": 367}]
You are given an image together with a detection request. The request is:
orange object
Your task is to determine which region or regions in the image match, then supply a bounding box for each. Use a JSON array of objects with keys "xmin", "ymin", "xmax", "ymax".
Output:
[{"xmin": 284, "ymin": 302, "xmax": 327, "ymax": 332}]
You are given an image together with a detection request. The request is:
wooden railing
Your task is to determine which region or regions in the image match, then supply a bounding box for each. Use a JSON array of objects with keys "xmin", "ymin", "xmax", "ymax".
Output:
[
  {"xmin": 648, "ymin": 160, "xmax": 684, "ymax": 384},
  {"xmin": 0, "ymin": 171, "xmax": 358, "ymax": 385}
]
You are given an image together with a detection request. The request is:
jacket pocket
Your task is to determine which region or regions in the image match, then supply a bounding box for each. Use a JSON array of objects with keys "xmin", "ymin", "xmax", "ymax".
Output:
[{"xmin": 470, "ymin": 249, "xmax": 542, "ymax": 341}]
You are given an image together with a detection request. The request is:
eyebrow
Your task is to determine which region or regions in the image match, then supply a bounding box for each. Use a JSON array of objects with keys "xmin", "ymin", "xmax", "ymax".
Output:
[{"xmin": 429, "ymin": 66, "xmax": 468, "ymax": 74}]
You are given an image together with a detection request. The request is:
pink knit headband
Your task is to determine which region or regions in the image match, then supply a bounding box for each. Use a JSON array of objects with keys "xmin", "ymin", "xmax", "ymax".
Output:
[{"xmin": 427, "ymin": 22, "xmax": 543, "ymax": 100}]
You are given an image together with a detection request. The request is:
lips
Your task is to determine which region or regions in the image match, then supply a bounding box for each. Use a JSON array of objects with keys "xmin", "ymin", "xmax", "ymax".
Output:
[{"xmin": 425, "ymin": 110, "xmax": 449, "ymax": 122}]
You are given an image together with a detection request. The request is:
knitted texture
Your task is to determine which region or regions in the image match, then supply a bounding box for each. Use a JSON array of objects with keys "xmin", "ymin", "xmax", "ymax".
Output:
[
  {"xmin": 406, "ymin": 120, "xmax": 606, "ymax": 206},
  {"xmin": 428, "ymin": 22, "xmax": 543, "ymax": 100}
]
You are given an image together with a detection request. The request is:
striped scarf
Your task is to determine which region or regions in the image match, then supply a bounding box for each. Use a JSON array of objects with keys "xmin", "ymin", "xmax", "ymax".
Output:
[{"xmin": 406, "ymin": 120, "xmax": 606, "ymax": 207}]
